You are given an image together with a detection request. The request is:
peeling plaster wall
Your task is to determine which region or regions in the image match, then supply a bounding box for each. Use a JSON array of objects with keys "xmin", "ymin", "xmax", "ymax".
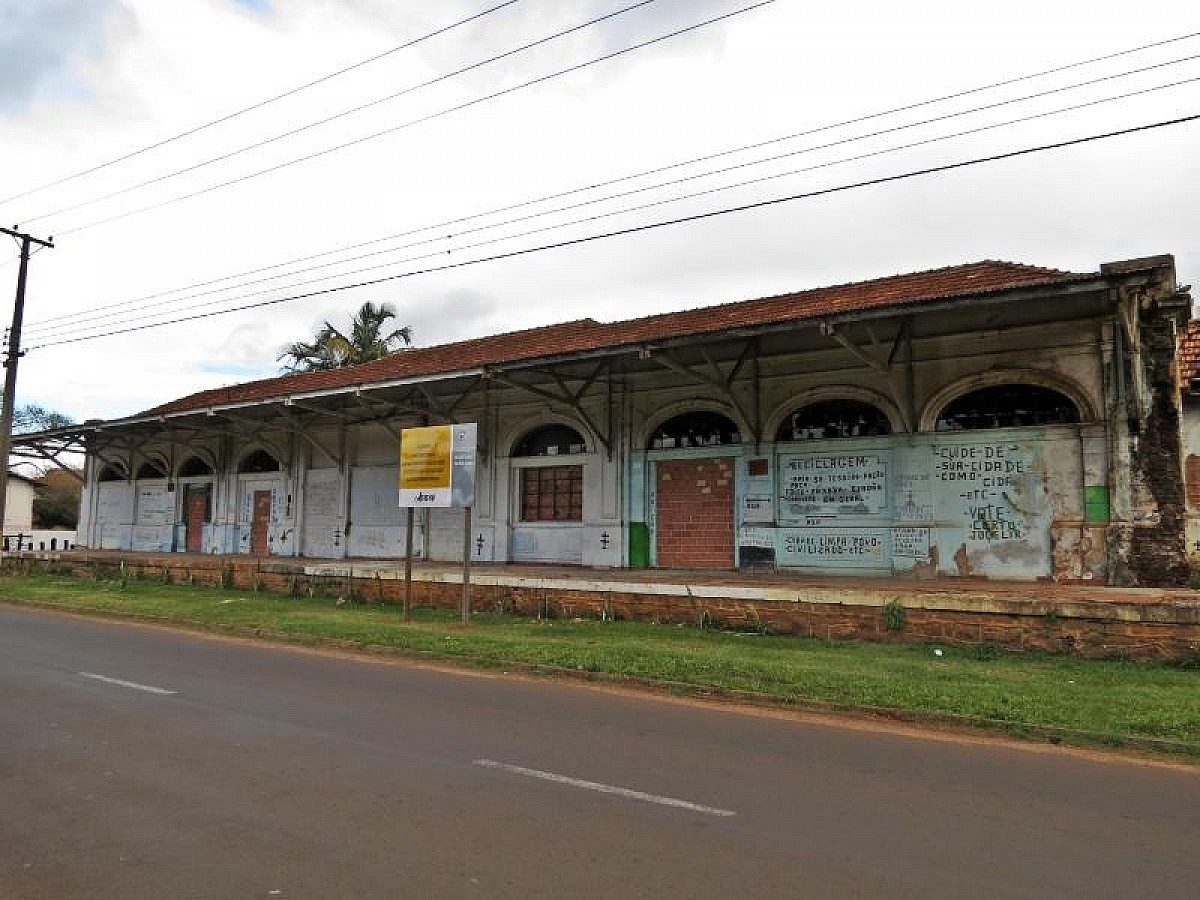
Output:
[
  {"xmin": 627, "ymin": 427, "xmax": 1095, "ymax": 580},
  {"xmin": 132, "ymin": 477, "xmax": 173, "ymax": 551},
  {"xmin": 72, "ymin": 262, "xmax": 1193, "ymax": 585},
  {"xmin": 622, "ymin": 319, "xmax": 1106, "ymax": 581},
  {"xmin": 93, "ymin": 480, "xmax": 134, "ymax": 550}
]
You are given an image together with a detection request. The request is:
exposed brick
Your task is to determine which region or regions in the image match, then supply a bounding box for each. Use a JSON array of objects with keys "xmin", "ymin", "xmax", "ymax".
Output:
[{"xmin": 16, "ymin": 553, "xmax": 1200, "ymax": 661}]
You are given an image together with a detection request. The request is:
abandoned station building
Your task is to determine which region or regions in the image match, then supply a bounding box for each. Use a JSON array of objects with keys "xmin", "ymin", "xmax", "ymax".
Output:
[{"xmin": 34, "ymin": 254, "xmax": 1196, "ymax": 586}]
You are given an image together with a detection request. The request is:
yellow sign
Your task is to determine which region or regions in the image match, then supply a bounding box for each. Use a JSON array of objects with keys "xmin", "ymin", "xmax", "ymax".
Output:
[
  {"xmin": 399, "ymin": 425, "xmax": 451, "ymax": 490},
  {"xmin": 399, "ymin": 423, "xmax": 477, "ymax": 508}
]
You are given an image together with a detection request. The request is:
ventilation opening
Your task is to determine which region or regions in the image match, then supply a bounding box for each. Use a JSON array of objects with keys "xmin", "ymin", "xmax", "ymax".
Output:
[
  {"xmin": 777, "ymin": 399, "xmax": 891, "ymax": 441},
  {"xmin": 936, "ymin": 385, "xmax": 1079, "ymax": 431},
  {"xmin": 649, "ymin": 411, "xmax": 740, "ymax": 449},
  {"xmin": 238, "ymin": 448, "xmax": 280, "ymax": 473},
  {"xmin": 178, "ymin": 456, "xmax": 213, "ymax": 477},
  {"xmin": 514, "ymin": 424, "xmax": 587, "ymax": 457}
]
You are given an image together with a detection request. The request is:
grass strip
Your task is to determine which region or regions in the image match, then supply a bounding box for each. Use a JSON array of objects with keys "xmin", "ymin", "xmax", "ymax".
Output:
[{"xmin": 2, "ymin": 573, "xmax": 1198, "ymax": 757}]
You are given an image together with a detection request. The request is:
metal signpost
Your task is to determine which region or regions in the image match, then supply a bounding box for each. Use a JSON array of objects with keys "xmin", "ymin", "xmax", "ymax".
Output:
[{"xmin": 398, "ymin": 423, "xmax": 477, "ymax": 623}]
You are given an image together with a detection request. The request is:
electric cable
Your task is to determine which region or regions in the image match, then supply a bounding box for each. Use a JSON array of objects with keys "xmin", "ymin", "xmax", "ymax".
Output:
[
  {"xmin": 35, "ymin": 76, "xmax": 1200, "ymax": 341},
  {"xmin": 26, "ymin": 71, "xmax": 1200, "ymax": 338},
  {"xmin": 40, "ymin": 1, "xmax": 776, "ymax": 237},
  {"xmin": 25, "ymin": 42, "xmax": 1200, "ymax": 334},
  {"xmin": 23, "ymin": 26, "xmax": 1200, "ymax": 330},
  {"xmin": 0, "ymin": 0, "xmax": 522, "ymax": 207},
  {"xmin": 19, "ymin": 24, "xmax": 1198, "ymax": 238},
  {"xmin": 27, "ymin": 112, "xmax": 1200, "ymax": 352},
  {"xmin": 16, "ymin": 0, "xmax": 663, "ymax": 226}
]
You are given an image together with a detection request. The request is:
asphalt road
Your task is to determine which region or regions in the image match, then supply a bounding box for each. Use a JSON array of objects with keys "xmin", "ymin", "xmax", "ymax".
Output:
[{"xmin": 1, "ymin": 605, "xmax": 1197, "ymax": 899}]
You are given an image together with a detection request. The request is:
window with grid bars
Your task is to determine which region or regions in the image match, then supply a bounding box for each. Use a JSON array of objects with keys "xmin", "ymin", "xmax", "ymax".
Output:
[{"xmin": 520, "ymin": 465, "xmax": 583, "ymax": 522}]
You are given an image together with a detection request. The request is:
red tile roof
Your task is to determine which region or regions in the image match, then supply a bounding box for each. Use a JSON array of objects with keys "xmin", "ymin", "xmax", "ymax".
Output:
[
  {"xmin": 1179, "ymin": 319, "xmax": 1200, "ymax": 384},
  {"xmin": 144, "ymin": 259, "xmax": 1094, "ymax": 416}
]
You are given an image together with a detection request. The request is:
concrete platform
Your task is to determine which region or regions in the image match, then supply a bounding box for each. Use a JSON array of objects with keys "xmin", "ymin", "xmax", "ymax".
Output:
[{"xmin": 36, "ymin": 548, "xmax": 1200, "ymax": 606}]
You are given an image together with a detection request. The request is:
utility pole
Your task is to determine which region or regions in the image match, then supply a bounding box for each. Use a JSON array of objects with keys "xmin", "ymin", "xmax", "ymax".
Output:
[{"xmin": 0, "ymin": 227, "xmax": 54, "ymax": 544}]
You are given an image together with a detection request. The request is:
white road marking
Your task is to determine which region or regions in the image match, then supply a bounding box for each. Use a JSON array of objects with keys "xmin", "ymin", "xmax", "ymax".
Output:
[
  {"xmin": 78, "ymin": 672, "xmax": 177, "ymax": 695},
  {"xmin": 473, "ymin": 759, "xmax": 735, "ymax": 817}
]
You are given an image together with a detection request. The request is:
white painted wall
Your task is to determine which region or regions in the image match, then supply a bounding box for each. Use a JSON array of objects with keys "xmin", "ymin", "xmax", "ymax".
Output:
[
  {"xmin": 75, "ymin": 306, "xmax": 1129, "ymax": 582},
  {"xmin": 4, "ymin": 478, "xmax": 37, "ymax": 534}
]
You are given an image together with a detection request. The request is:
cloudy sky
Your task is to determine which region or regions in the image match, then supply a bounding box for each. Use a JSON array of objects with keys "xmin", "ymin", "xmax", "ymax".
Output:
[{"xmin": 1, "ymin": 0, "xmax": 1197, "ymax": 423}]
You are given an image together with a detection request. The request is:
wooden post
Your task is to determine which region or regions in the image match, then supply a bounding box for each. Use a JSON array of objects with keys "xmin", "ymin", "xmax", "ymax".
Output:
[
  {"xmin": 403, "ymin": 506, "xmax": 414, "ymax": 621},
  {"xmin": 0, "ymin": 228, "xmax": 53, "ymax": 538},
  {"xmin": 461, "ymin": 505, "xmax": 472, "ymax": 625}
]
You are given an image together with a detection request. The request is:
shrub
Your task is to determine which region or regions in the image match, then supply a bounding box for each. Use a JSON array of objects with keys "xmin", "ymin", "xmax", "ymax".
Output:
[{"xmin": 881, "ymin": 599, "xmax": 906, "ymax": 632}]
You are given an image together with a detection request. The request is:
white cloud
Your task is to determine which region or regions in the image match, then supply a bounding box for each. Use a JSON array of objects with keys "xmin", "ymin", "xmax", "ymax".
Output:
[
  {"xmin": 0, "ymin": 0, "xmax": 133, "ymax": 113},
  {"xmin": 0, "ymin": 0, "xmax": 1197, "ymax": 421}
]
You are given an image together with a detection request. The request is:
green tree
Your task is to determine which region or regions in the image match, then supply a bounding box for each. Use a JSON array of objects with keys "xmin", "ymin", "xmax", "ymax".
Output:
[
  {"xmin": 278, "ymin": 301, "xmax": 411, "ymax": 372},
  {"xmin": 33, "ymin": 467, "xmax": 82, "ymax": 529},
  {"xmin": 13, "ymin": 403, "xmax": 74, "ymax": 433}
]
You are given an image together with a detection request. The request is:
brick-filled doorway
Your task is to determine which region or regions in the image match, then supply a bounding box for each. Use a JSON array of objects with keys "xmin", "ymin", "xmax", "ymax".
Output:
[{"xmin": 655, "ymin": 458, "xmax": 735, "ymax": 569}]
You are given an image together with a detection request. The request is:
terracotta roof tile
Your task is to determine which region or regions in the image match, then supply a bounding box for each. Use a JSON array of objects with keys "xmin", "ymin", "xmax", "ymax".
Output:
[{"xmin": 142, "ymin": 259, "xmax": 1094, "ymax": 416}]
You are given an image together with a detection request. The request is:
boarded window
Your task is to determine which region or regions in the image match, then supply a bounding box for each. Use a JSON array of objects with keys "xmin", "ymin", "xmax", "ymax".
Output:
[
  {"xmin": 514, "ymin": 424, "xmax": 587, "ymax": 457},
  {"xmin": 776, "ymin": 400, "xmax": 891, "ymax": 441},
  {"xmin": 185, "ymin": 484, "xmax": 212, "ymax": 522},
  {"xmin": 97, "ymin": 464, "xmax": 125, "ymax": 482},
  {"xmin": 648, "ymin": 411, "xmax": 740, "ymax": 450},
  {"xmin": 520, "ymin": 465, "xmax": 583, "ymax": 522},
  {"xmin": 935, "ymin": 385, "xmax": 1079, "ymax": 431}
]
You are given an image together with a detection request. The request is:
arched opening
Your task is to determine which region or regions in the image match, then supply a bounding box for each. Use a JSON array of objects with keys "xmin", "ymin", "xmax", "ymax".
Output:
[
  {"xmin": 135, "ymin": 461, "xmax": 166, "ymax": 479},
  {"xmin": 935, "ymin": 385, "xmax": 1079, "ymax": 432},
  {"xmin": 776, "ymin": 399, "xmax": 892, "ymax": 441},
  {"xmin": 238, "ymin": 448, "xmax": 280, "ymax": 473},
  {"xmin": 513, "ymin": 424, "xmax": 585, "ymax": 525},
  {"xmin": 178, "ymin": 455, "xmax": 213, "ymax": 477},
  {"xmin": 514, "ymin": 423, "xmax": 587, "ymax": 457},
  {"xmin": 97, "ymin": 464, "xmax": 125, "ymax": 482},
  {"xmin": 648, "ymin": 411, "xmax": 741, "ymax": 450}
]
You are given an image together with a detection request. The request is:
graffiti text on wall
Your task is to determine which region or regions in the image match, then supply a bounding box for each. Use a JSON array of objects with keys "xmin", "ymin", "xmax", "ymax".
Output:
[
  {"xmin": 779, "ymin": 453, "xmax": 888, "ymax": 519},
  {"xmin": 776, "ymin": 527, "xmax": 890, "ymax": 567},
  {"xmin": 933, "ymin": 442, "xmax": 1032, "ymax": 544}
]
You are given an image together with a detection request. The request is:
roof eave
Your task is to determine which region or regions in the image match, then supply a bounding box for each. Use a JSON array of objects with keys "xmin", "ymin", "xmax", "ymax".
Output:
[{"xmin": 29, "ymin": 272, "xmax": 1116, "ymax": 437}]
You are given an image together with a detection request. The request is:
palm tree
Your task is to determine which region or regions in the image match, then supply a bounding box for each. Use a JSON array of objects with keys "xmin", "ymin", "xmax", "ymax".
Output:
[{"xmin": 278, "ymin": 301, "xmax": 412, "ymax": 372}]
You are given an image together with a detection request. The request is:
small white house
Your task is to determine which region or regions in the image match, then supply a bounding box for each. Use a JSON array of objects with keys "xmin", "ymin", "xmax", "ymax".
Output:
[{"xmin": 5, "ymin": 472, "xmax": 38, "ymax": 534}]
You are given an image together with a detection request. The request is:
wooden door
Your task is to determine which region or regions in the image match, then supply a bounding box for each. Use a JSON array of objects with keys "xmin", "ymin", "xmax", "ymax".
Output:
[
  {"xmin": 655, "ymin": 458, "xmax": 735, "ymax": 569},
  {"xmin": 250, "ymin": 490, "xmax": 272, "ymax": 555},
  {"xmin": 185, "ymin": 488, "xmax": 207, "ymax": 553}
]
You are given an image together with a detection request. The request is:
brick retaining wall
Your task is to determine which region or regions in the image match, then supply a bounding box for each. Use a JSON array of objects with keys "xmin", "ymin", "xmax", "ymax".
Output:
[{"xmin": 7, "ymin": 553, "xmax": 1200, "ymax": 662}]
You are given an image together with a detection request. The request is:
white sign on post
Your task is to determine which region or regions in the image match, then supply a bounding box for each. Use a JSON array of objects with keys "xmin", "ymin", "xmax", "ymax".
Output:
[{"xmin": 398, "ymin": 423, "xmax": 477, "ymax": 508}]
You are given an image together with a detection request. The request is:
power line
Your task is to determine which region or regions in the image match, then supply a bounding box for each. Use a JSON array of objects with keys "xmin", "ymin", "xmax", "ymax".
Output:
[
  {"xmin": 44, "ymin": 0, "xmax": 776, "ymax": 237},
  {"xmin": 16, "ymin": 0, "xmax": 663, "ymax": 226},
  {"xmin": 0, "ymin": 1, "xmax": 522, "ymax": 208},
  {"xmin": 27, "ymin": 112, "xmax": 1200, "ymax": 352},
  {"xmin": 26, "ymin": 68, "xmax": 1200, "ymax": 339},
  {"xmin": 24, "ymin": 31, "xmax": 1200, "ymax": 333},
  {"xmin": 36, "ymin": 76, "xmax": 1200, "ymax": 342},
  {"xmin": 26, "ymin": 28, "xmax": 1200, "ymax": 240}
]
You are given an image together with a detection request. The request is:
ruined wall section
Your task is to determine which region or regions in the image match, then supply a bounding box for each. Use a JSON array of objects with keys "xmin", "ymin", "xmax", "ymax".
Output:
[{"xmin": 1124, "ymin": 275, "xmax": 1192, "ymax": 586}]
